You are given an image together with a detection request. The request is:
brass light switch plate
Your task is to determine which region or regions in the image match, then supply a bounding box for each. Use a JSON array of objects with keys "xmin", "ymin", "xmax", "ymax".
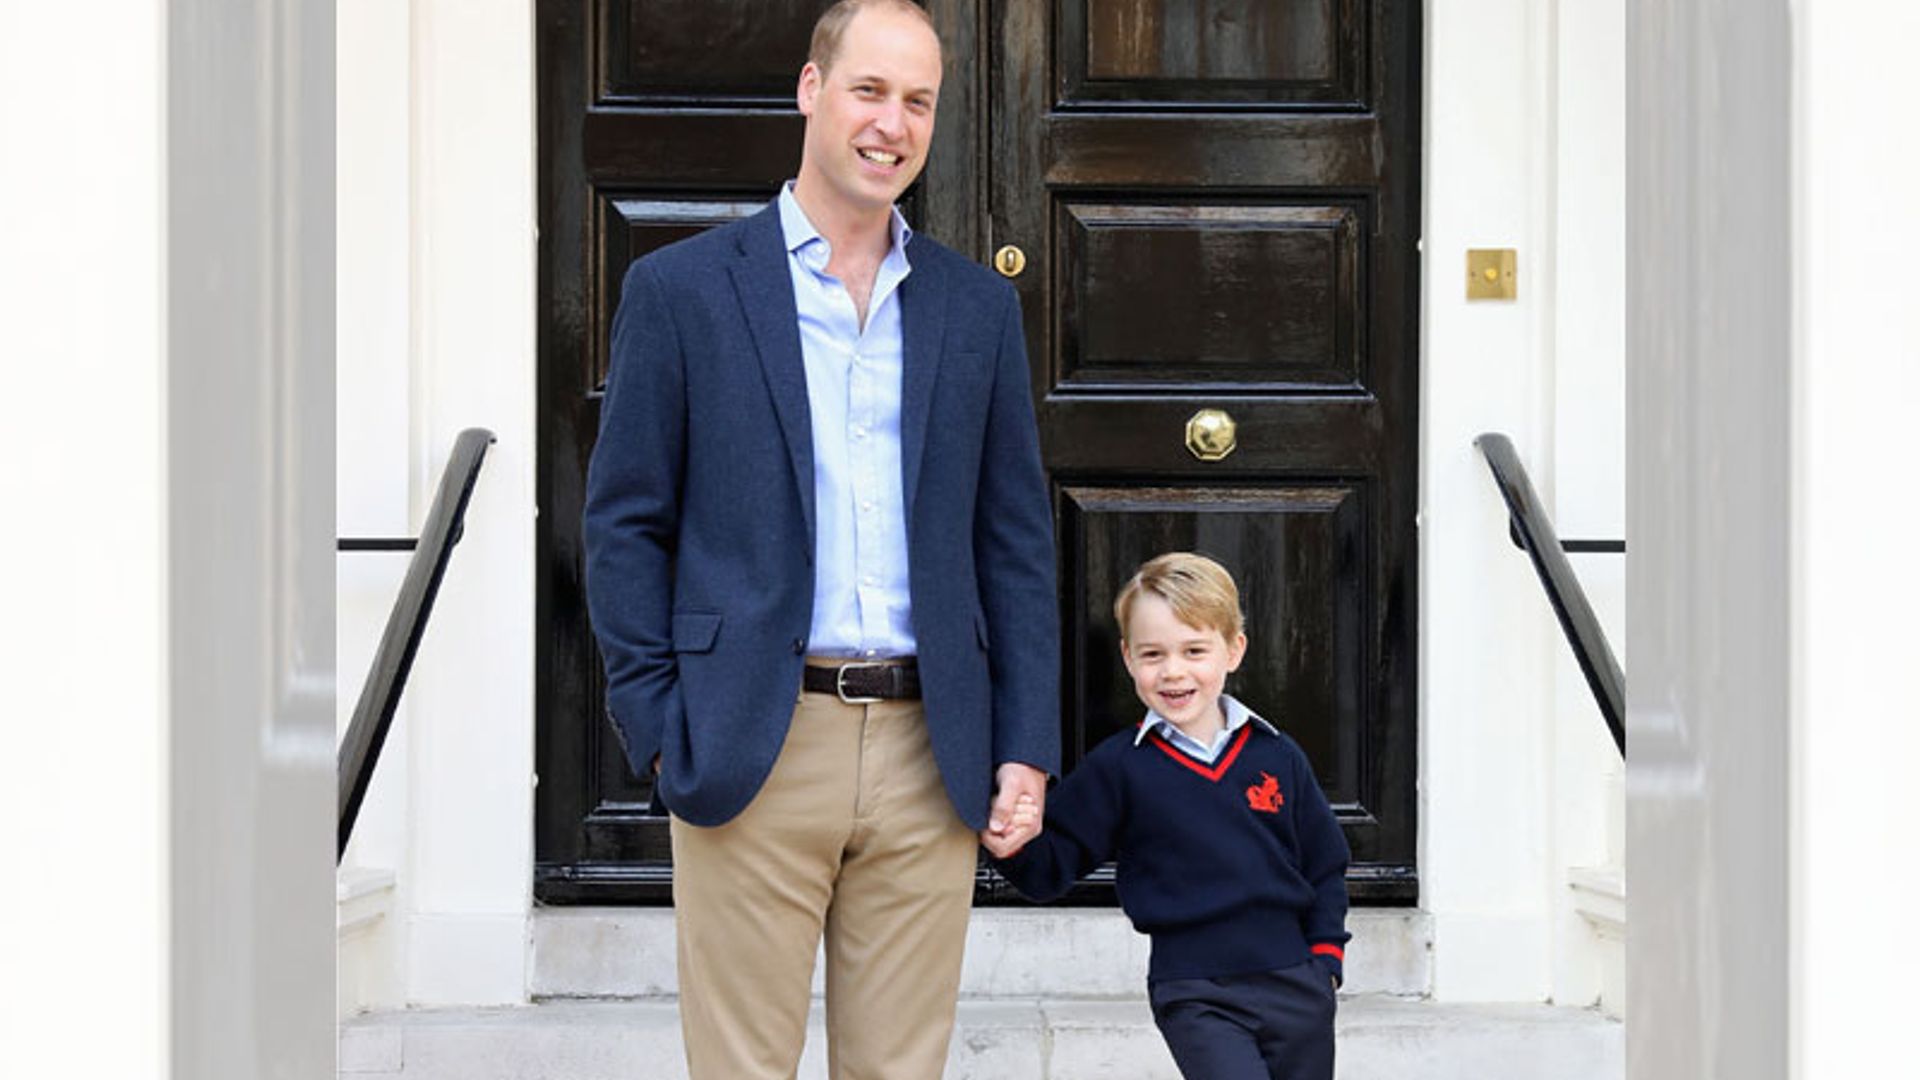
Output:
[{"xmin": 1466, "ymin": 248, "xmax": 1517, "ymax": 300}]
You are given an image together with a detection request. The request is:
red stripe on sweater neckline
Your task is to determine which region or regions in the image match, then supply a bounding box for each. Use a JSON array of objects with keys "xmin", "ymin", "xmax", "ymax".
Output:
[{"xmin": 1148, "ymin": 724, "xmax": 1252, "ymax": 782}]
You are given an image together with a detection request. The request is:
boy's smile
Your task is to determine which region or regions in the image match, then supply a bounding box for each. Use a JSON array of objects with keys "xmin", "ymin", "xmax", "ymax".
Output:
[
  {"xmin": 1121, "ymin": 594, "xmax": 1248, "ymax": 745},
  {"xmin": 1157, "ymin": 687, "xmax": 1198, "ymax": 709}
]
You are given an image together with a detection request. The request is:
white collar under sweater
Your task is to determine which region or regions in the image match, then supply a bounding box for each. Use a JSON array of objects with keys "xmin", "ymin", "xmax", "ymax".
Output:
[{"xmin": 1132, "ymin": 694, "xmax": 1279, "ymax": 765}]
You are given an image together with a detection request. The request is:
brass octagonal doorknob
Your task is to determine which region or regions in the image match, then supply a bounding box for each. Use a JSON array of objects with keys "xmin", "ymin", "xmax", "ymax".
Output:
[
  {"xmin": 993, "ymin": 245, "xmax": 1027, "ymax": 278},
  {"xmin": 1185, "ymin": 409, "xmax": 1237, "ymax": 461}
]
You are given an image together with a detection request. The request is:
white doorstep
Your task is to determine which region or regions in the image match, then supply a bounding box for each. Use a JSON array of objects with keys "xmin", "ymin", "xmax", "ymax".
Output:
[
  {"xmin": 340, "ymin": 996, "xmax": 1620, "ymax": 1080},
  {"xmin": 532, "ymin": 907, "xmax": 1433, "ymax": 999}
]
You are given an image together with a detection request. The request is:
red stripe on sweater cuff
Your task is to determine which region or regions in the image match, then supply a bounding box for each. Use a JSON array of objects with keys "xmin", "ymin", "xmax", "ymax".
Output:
[{"xmin": 1311, "ymin": 943, "xmax": 1344, "ymax": 962}]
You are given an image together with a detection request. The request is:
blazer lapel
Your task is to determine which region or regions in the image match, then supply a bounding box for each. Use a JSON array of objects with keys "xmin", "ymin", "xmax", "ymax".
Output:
[
  {"xmin": 729, "ymin": 205, "xmax": 815, "ymax": 548},
  {"xmin": 898, "ymin": 236, "xmax": 947, "ymax": 528}
]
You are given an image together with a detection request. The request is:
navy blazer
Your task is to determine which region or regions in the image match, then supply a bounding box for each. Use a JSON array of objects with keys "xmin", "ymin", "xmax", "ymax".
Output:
[{"xmin": 584, "ymin": 203, "xmax": 1061, "ymax": 830}]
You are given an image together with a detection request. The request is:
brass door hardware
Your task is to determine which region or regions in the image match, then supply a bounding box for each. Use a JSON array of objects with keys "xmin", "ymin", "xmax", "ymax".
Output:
[
  {"xmin": 1185, "ymin": 409, "xmax": 1237, "ymax": 461},
  {"xmin": 1466, "ymin": 248, "xmax": 1517, "ymax": 300}
]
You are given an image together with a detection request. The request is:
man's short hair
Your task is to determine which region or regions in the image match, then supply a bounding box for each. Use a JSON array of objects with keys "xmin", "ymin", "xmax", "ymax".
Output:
[
  {"xmin": 808, "ymin": 0, "xmax": 939, "ymax": 72},
  {"xmin": 1113, "ymin": 552, "xmax": 1245, "ymax": 643}
]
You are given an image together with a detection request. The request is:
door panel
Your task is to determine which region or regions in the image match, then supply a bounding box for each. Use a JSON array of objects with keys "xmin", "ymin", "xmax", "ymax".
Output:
[
  {"xmin": 1057, "ymin": 200, "xmax": 1364, "ymax": 388},
  {"xmin": 1059, "ymin": 483, "xmax": 1370, "ymax": 803},
  {"xmin": 1062, "ymin": 0, "xmax": 1363, "ymax": 105},
  {"xmin": 600, "ymin": 1, "xmax": 821, "ymax": 103}
]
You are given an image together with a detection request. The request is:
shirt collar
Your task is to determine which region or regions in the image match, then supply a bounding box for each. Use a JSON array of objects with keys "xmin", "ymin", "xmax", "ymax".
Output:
[
  {"xmin": 777, "ymin": 180, "xmax": 913, "ymax": 262},
  {"xmin": 1132, "ymin": 694, "xmax": 1277, "ymax": 747}
]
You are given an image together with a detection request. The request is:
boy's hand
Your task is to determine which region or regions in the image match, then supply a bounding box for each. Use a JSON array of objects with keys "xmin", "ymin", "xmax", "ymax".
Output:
[
  {"xmin": 980, "ymin": 793, "xmax": 1039, "ymax": 859},
  {"xmin": 989, "ymin": 761, "xmax": 1047, "ymax": 836}
]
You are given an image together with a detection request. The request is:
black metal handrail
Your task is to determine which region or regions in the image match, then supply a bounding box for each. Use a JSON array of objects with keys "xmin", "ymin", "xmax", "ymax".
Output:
[
  {"xmin": 338, "ymin": 427, "xmax": 496, "ymax": 860},
  {"xmin": 338, "ymin": 537, "xmax": 418, "ymax": 552},
  {"xmin": 1473, "ymin": 433, "xmax": 1625, "ymax": 755}
]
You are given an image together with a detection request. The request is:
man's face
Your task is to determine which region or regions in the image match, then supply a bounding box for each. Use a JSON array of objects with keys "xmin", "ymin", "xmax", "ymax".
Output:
[{"xmin": 795, "ymin": 6, "xmax": 942, "ymax": 222}]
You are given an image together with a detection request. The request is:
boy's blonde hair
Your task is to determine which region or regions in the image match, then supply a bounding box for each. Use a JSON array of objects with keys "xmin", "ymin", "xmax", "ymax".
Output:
[{"xmin": 1113, "ymin": 552, "xmax": 1244, "ymax": 643}]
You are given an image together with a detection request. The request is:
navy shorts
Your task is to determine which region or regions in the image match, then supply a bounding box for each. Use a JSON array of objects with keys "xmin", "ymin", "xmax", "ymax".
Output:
[{"xmin": 1148, "ymin": 959, "xmax": 1337, "ymax": 1080}]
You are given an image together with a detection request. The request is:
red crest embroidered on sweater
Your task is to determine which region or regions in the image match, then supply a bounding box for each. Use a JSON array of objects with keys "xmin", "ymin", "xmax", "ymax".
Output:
[{"xmin": 1246, "ymin": 772, "xmax": 1284, "ymax": 813}]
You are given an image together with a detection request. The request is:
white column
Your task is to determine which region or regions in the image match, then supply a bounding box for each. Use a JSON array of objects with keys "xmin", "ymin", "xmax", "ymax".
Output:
[
  {"xmin": 1422, "ymin": 0, "xmax": 1559, "ymax": 1001},
  {"xmin": 403, "ymin": 0, "xmax": 539, "ymax": 1005},
  {"xmin": 164, "ymin": 0, "xmax": 339, "ymax": 1073},
  {"xmin": 1627, "ymin": 1, "xmax": 1793, "ymax": 1076}
]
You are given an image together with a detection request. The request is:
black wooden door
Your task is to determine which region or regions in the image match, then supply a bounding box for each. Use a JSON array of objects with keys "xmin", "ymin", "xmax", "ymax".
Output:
[
  {"xmin": 984, "ymin": 1, "xmax": 1419, "ymax": 903},
  {"xmin": 537, "ymin": 0, "xmax": 1418, "ymax": 904}
]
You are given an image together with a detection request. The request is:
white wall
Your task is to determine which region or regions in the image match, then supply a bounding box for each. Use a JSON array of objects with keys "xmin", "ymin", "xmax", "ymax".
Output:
[
  {"xmin": 6, "ymin": 1, "xmax": 339, "ymax": 1073},
  {"xmin": 1422, "ymin": 0, "xmax": 1623, "ymax": 1004},
  {"xmin": 337, "ymin": 0, "xmax": 538, "ymax": 1007},
  {"xmin": 338, "ymin": 0, "xmax": 417, "ymax": 1015},
  {"xmin": 1792, "ymin": 2, "xmax": 1920, "ymax": 1075},
  {"xmin": 1549, "ymin": 0, "xmax": 1627, "ymax": 1015},
  {"xmin": 0, "ymin": 5, "xmax": 168, "ymax": 1071}
]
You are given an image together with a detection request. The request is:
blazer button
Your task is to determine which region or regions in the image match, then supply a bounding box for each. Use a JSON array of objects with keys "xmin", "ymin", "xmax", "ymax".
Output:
[{"xmin": 792, "ymin": 638, "xmax": 806, "ymax": 655}]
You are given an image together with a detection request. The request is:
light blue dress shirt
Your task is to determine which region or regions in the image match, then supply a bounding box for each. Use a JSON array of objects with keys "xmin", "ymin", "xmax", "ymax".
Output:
[
  {"xmin": 1133, "ymin": 694, "xmax": 1279, "ymax": 764},
  {"xmin": 777, "ymin": 183, "xmax": 917, "ymax": 658}
]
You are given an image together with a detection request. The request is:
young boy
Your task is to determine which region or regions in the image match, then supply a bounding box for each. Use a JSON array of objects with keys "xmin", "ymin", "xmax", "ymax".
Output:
[{"xmin": 984, "ymin": 552, "xmax": 1350, "ymax": 1080}]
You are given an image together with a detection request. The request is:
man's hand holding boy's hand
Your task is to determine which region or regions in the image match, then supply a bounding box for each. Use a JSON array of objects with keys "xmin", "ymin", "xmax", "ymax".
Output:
[{"xmin": 980, "ymin": 792, "xmax": 1040, "ymax": 859}]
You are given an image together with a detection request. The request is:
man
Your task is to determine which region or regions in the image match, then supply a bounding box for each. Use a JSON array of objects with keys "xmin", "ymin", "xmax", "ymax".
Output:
[{"xmin": 582, "ymin": 1, "xmax": 1058, "ymax": 1076}]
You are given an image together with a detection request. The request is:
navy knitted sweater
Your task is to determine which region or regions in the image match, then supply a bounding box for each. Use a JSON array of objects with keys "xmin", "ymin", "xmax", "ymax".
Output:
[{"xmin": 994, "ymin": 715, "xmax": 1352, "ymax": 985}]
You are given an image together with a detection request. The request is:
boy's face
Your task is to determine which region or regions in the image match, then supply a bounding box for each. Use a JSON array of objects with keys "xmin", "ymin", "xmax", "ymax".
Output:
[{"xmin": 1120, "ymin": 593, "xmax": 1248, "ymax": 737}]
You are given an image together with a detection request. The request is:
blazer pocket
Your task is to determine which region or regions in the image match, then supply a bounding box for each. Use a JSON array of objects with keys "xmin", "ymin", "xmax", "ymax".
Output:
[
  {"xmin": 973, "ymin": 609, "xmax": 991, "ymax": 652},
  {"xmin": 671, "ymin": 612, "xmax": 722, "ymax": 654}
]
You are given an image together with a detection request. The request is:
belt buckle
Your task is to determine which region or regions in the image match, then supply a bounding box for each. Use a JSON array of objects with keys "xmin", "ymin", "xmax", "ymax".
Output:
[{"xmin": 835, "ymin": 661, "xmax": 887, "ymax": 705}]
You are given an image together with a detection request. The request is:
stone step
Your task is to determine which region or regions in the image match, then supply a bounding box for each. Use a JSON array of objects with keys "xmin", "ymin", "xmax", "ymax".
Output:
[
  {"xmin": 533, "ymin": 908, "xmax": 1433, "ymax": 999},
  {"xmin": 341, "ymin": 996, "xmax": 1620, "ymax": 1080}
]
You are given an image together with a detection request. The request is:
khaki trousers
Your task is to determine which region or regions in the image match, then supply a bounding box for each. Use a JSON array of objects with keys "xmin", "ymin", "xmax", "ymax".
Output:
[{"xmin": 670, "ymin": 689, "xmax": 978, "ymax": 1080}]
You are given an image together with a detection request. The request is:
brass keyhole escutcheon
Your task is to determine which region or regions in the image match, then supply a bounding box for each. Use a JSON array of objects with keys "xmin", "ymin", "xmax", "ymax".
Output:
[
  {"xmin": 1185, "ymin": 409, "xmax": 1237, "ymax": 462},
  {"xmin": 993, "ymin": 245, "xmax": 1027, "ymax": 278}
]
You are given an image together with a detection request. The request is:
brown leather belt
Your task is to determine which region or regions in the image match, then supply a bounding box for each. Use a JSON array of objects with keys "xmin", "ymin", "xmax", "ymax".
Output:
[{"xmin": 802, "ymin": 659, "xmax": 921, "ymax": 703}]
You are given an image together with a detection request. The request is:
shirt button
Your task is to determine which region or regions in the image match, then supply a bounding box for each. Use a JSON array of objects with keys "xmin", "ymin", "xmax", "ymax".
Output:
[
  {"xmin": 861, "ymin": 501, "xmax": 874, "ymax": 512},
  {"xmin": 792, "ymin": 638, "xmax": 806, "ymax": 655}
]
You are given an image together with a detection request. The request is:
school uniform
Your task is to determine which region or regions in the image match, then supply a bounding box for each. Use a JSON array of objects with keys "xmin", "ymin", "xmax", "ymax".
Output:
[{"xmin": 993, "ymin": 695, "xmax": 1350, "ymax": 1080}]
